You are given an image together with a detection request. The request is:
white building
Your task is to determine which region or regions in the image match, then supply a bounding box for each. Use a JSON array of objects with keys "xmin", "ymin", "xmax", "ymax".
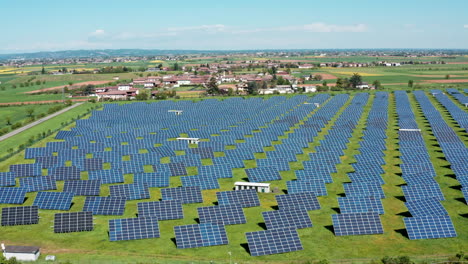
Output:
[
  {"xmin": 177, "ymin": 80, "xmax": 191, "ymax": 85},
  {"xmin": 356, "ymin": 82, "xmax": 369, "ymax": 89},
  {"xmin": 2, "ymin": 244, "xmax": 40, "ymax": 262},
  {"xmin": 304, "ymin": 86, "xmax": 317, "ymax": 93},
  {"xmin": 235, "ymin": 182, "xmax": 270, "ymax": 193},
  {"xmin": 117, "ymin": 84, "xmax": 132, "ymax": 91}
]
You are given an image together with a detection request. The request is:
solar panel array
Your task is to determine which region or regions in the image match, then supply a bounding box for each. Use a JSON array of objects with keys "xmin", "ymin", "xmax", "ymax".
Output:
[
  {"xmin": 404, "ymin": 215, "xmax": 457, "ymax": 240},
  {"xmin": 109, "ymin": 217, "xmax": 160, "ymax": 241},
  {"xmin": 217, "ymin": 189, "xmax": 260, "ymax": 207},
  {"xmin": 161, "ymin": 186, "xmax": 203, "ymax": 204},
  {"xmin": 332, "ymin": 213, "xmax": 384, "ymax": 236},
  {"xmin": 0, "ymin": 188, "xmax": 27, "ymax": 204},
  {"xmin": 33, "ymin": 192, "xmax": 74, "ymax": 210},
  {"xmin": 275, "ymin": 192, "xmax": 321, "ymax": 211},
  {"xmin": 262, "ymin": 208, "xmax": 312, "ymax": 230},
  {"xmin": 137, "ymin": 200, "xmax": 184, "ymax": 220},
  {"xmin": 246, "ymin": 227, "xmax": 303, "ymax": 256},
  {"xmin": 54, "ymin": 211, "xmax": 93, "ymax": 233},
  {"xmin": 109, "ymin": 183, "xmax": 150, "ymax": 200},
  {"xmin": 197, "ymin": 204, "xmax": 246, "ymax": 225},
  {"xmin": 63, "ymin": 180, "xmax": 101, "ymax": 196},
  {"xmin": 83, "ymin": 196, "xmax": 126, "ymax": 215},
  {"xmin": 1, "ymin": 206, "xmax": 39, "ymax": 226},
  {"xmin": 174, "ymin": 223, "xmax": 228, "ymax": 248}
]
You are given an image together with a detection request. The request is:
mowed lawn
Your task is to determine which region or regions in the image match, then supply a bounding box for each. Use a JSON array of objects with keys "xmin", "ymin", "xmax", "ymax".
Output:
[
  {"xmin": 0, "ymin": 104, "xmax": 65, "ymax": 130},
  {"xmin": 0, "ymin": 93, "xmax": 467, "ymax": 263}
]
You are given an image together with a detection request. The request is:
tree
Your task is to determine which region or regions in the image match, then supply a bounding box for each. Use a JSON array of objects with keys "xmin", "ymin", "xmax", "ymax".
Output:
[
  {"xmin": 26, "ymin": 108, "xmax": 35, "ymax": 117},
  {"xmin": 322, "ymin": 80, "xmax": 328, "ymax": 87},
  {"xmin": 408, "ymin": 80, "xmax": 414, "ymax": 88},
  {"xmin": 5, "ymin": 116, "xmax": 11, "ymax": 126},
  {"xmin": 173, "ymin": 63, "xmax": 180, "ymax": 71},
  {"xmin": 247, "ymin": 81, "xmax": 258, "ymax": 95},
  {"xmin": 261, "ymin": 81, "xmax": 268, "ymax": 89},
  {"xmin": 41, "ymin": 66, "xmax": 45, "ymax": 75},
  {"xmin": 206, "ymin": 77, "xmax": 219, "ymax": 95},
  {"xmin": 135, "ymin": 90, "xmax": 149, "ymax": 100},
  {"xmin": 372, "ymin": 80, "xmax": 382, "ymax": 89},
  {"xmin": 314, "ymin": 74, "xmax": 323, "ymax": 81},
  {"xmin": 445, "ymin": 74, "xmax": 450, "ymax": 79},
  {"xmin": 349, "ymin": 73, "xmax": 362, "ymax": 89},
  {"xmin": 227, "ymin": 88, "xmax": 234, "ymax": 96}
]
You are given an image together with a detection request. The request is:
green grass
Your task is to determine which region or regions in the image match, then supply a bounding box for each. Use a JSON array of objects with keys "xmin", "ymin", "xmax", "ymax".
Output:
[
  {"xmin": 0, "ymin": 93, "xmax": 467, "ymax": 263},
  {"xmin": 0, "ymin": 104, "xmax": 64, "ymax": 130}
]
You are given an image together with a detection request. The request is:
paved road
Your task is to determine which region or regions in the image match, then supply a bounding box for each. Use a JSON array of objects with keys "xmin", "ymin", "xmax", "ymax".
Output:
[{"xmin": 0, "ymin": 103, "xmax": 84, "ymax": 142}]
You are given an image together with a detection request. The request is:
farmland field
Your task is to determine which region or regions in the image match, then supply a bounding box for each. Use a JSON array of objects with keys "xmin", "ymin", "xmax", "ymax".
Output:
[{"xmin": 0, "ymin": 91, "xmax": 467, "ymax": 264}]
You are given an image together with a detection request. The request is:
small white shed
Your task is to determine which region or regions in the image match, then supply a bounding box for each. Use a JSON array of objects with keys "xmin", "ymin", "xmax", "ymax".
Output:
[
  {"xmin": 176, "ymin": 137, "xmax": 200, "ymax": 144},
  {"xmin": 168, "ymin": 110, "xmax": 183, "ymax": 115},
  {"xmin": 2, "ymin": 244, "xmax": 40, "ymax": 261},
  {"xmin": 235, "ymin": 182, "xmax": 270, "ymax": 193}
]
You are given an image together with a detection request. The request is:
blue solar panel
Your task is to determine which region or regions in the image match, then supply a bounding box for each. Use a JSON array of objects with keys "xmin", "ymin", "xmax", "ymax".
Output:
[
  {"xmin": 33, "ymin": 192, "xmax": 74, "ymax": 210},
  {"xmin": 338, "ymin": 196, "xmax": 384, "ymax": 214},
  {"xmin": 262, "ymin": 207, "xmax": 312, "ymax": 229},
  {"xmin": 174, "ymin": 223, "xmax": 228, "ymax": 249},
  {"xmin": 246, "ymin": 227, "xmax": 303, "ymax": 256},
  {"xmin": 109, "ymin": 217, "xmax": 160, "ymax": 241},
  {"xmin": 402, "ymin": 184, "xmax": 445, "ymax": 202},
  {"xmin": 0, "ymin": 172, "xmax": 16, "ymax": 187},
  {"xmin": 0, "ymin": 188, "xmax": 27, "ymax": 204},
  {"xmin": 198, "ymin": 164, "xmax": 233, "ymax": 179},
  {"xmin": 287, "ymin": 180, "xmax": 327, "ymax": 196},
  {"xmin": 256, "ymin": 158, "xmax": 290, "ymax": 172},
  {"xmin": 137, "ymin": 200, "xmax": 184, "ymax": 220},
  {"xmin": 83, "ymin": 196, "xmax": 126, "ymax": 215},
  {"xmin": 405, "ymin": 197, "xmax": 448, "ymax": 217},
  {"xmin": 343, "ymin": 181, "xmax": 385, "ymax": 198},
  {"xmin": 161, "ymin": 186, "xmax": 203, "ymax": 204},
  {"xmin": 84, "ymin": 158, "xmax": 104, "ymax": 171},
  {"xmin": 404, "ymin": 215, "xmax": 457, "ymax": 240},
  {"xmin": 245, "ymin": 166, "xmax": 281, "ymax": 182},
  {"xmin": 9, "ymin": 164, "xmax": 42, "ymax": 177},
  {"xmin": 133, "ymin": 172, "xmax": 170, "ymax": 188},
  {"xmin": 1, "ymin": 206, "xmax": 39, "ymax": 226},
  {"xmin": 63, "ymin": 180, "xmax": 101, "ymax": 196},
  {"xmin": 332, "ymin": 213, "xmax": 384, "ymax": 236},
  {"xmin": 88, "ymin": 169, "xmax": 125, "ymax": 184},
  {"xmin": 181, "ymin": 174, "xmax": 220, "ymax": 190},
  {"xmin": 275, "ymin": 192, "xmax": 320, "ymax": 211},
  {"xmin": 49, "ymin": 166, "xmax": 81, "ymax": 181},
  {"xmin": 109, "ymin": 183, "xmax": 150, "ymax": 200},
  {"xmin": 216, "ymin": 189, "xmax": 260, "ymax": 207},
  {"xmin": 54, "ymin": 211, "xmax": 93, "ymax": 233},
  {"xmin": 168, "ymin": 162, "xmax": 188, "ymax": 176},
  {"xmin": 198, "ymin": 204, "xmax": 246, "ymax": 225},
  {"xmin": 20, "ymin": 176, "xmax": 56, "ymax": 192},
  {"xmin": 462, "ymin": 188, "xmax": 468, "ymax": 204}
]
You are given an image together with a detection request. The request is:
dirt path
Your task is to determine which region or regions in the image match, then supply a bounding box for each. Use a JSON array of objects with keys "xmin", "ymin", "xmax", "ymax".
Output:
[
  {"xmin": 25, "ymin": 80, "xmax": 111, "ymax": 94},
  {"xmin": 423, "ymin": 79, "xmax": 468, "ymax": 83}
]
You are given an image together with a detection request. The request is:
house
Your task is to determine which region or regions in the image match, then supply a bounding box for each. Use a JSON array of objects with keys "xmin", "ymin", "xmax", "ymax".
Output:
[
  {"xmin": 2, "ymin": 244, "xmax": 40, "ymax": 261},
  {"xmin": 234, "ymin": 182, "xmax": 270, "ymax": 193},
  {"xmin": 356, "ymin": 82, "xmax": 369, "ymax": 89},
  {"xmin": 302, "ymin": 75, "xmax": 311, "ymax": 81},
  {"xmin": 304, "ymin": 85, "xmax": 317, "ymax": 93},
  {"xmin": 144, "ymin": 82, "xmax": 155, "ymax": 88},
  {"xmin": 117, "ymin": 84, "xmax": 133, "ymax": 91},
  {"xmin": 96, "ymin": 89, "xmax": 138, "ymax": 100},
  {"xmin": 176, "ymin": 79, "xmax": 191, "ymax": 86},
  {"xmin": 298, "ymin": 63, "xmax": 314, "ymax": 69}
]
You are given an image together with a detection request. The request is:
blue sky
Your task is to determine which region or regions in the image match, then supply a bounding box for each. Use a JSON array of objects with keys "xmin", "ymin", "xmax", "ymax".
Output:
[{"xmin": 1, "ymin": 0, "xmax": 468, "ymax": 53}]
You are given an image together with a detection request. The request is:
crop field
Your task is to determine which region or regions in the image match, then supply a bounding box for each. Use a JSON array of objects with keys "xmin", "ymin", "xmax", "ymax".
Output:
[{"xmin": 0, "ymin": 91, "xmax": 467, "ymax": 264}]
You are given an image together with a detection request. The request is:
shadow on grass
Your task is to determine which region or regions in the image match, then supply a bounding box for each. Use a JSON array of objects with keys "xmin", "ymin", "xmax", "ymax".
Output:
[
  {"xmin": 331, "ymin": 207, "xmax": 341, "ymax": 214},
  {"xmin": 212, "ymin": 201, "xmax": 218, "ymax": 206},
  {"xmin": 282, "ymin": 189, "xmax": 288, "ymax": 194},
  {"xmin": 445, "ymin": 174, "xmax": 457, "ymax": 179},
  {"xmin": 450, "ymin": 185, "xmax": 462, "ymax": 191},
  {"xmin": 324, "ymin": 225, "xmax": 335, "ymax": 235},
  {"xmin": 397, "ymin": 211, "xmax": 412, "ymax": 217},
  {"xmin": 395, "ymin": 229, "xmax": 409, "ymax": 239},
  {"xmin": 170, "ymin": 237, "xmax": 177, "ymax": 246},
  {"xmin": 270, "ymin": 205, "xmax": 279, "ymax": 210},
  {"xmin": 460, "ymin": 213, "xmax": 468, "ymax": 218},
  {"xmin": 194, "ymin": 218, "xmax": 200, "ymax": 224},
  {"xmin": 395, "ymin": 196, "xmax": 406, "ymax": 202},
  {"xmin": 257, "ymin": 222, "xmax": 267, "ymax": 230},
  {"xmin": 240, "ymin": 243, "xmax": 250, "ymax": 254},
  {"xmin": 455, "ymin": 198, "xmax": 467, "ymax": 204},
  {"xmin": 337, "ymin": 193, "xmax": 346, "ymax": 197}
]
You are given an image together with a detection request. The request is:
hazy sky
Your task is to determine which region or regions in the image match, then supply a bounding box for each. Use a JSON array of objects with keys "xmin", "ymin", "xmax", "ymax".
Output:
[{"xmin": 1, "ymin": 0, "xmax": 468, "ymax": 53}]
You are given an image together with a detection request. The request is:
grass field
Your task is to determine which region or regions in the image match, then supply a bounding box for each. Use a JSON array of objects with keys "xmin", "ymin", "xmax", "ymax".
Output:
[
  {"xmin": 0, "ymin": 104, "xmax": 65, "ymax": 130},
  {"xmin": 0, "ymin": 92, "xmax": 467, "ymax": 264}
]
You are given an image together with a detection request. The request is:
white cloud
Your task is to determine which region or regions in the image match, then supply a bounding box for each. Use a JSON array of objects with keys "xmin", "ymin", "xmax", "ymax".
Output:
[
  {"xmin": 303, "ymin": 23, "xmax": 368, "ymax": 32},
  {"xmin": 90, "ymin": 29, "xmax": 106, "ymax": 36},
  {"xmin": 464, "ymin": 25, "xmax": 468, "ymax": 28},
  {"xmin": 167, "ymin": 24, "xmax": 226, "ymax": 33}
]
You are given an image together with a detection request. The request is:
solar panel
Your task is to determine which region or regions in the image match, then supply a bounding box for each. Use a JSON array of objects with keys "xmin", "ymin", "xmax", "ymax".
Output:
[
  {"xmin": 462, "ymin": 188, "xmax": 468, "ymax": 204},
  {"xmin": 338, "ymin": 196, "xmax": 384, "ymax": 214},
  {"xmin": 19, "ymin": 176, "xmax": 57, "ymax": 192},
  {"xmin": 133, "ymin": 172, "xmax": 170, "ymax": 188},
  {"xmin": 9, "ymin": 164, "xmax": 42, "ymax": 177},
  {"xmin": 63, "ymin": 180, "xmax": 101, "ymax": 196},
  {"xmin": 198, "ymin": 164, "xmax": 233, "ymax": 179},
  {"xmin": 83, "ymin": 196, "xmax": 126, "ymax": 215},
  {"xmin": 33, "ymin": 192, "xmax": 74, "ymax": 210},
  {"xmin": 109, "ymin": 183, "xmax": 150, "ymax": 200},
  {"xmin": 245, "ymin": 166, "xmax": 281, "ymax": 182},
  {"xmin": 405, "ymin": 198, "xmax": 448, "ymax": 217},
  {"xmin": 161, "ymin": 186, "xmax": 203, "ymax": 204},
  {"xmin": 404, "ymin": 215, "xmax": 457, "ymax": 240},
  {"xmin": 84, "ymin": 158, "xmax": 104, "ymax": 171},
  {"xmin": 275, "ymin": 192, "xmax": 320, "ymax": 211},
  {"xmin": 198, "ymin": 204, "xmax": 246, "ymax": 225},
  {"xmin": 0, "ymin": 172, "xmax": 16, "ymax": 187},
  {"xmin": 168, "ymin": 162, "xmax": 188, "ymax": 176},
  {"xmin": 245, "ymin": 227, "xmax": 303, "ymax": 256},
  {"xmin": 1, "ymin": 206, "xmax": 39, "ymax": 226},
  {"xmin": 0, "ymin": 187, "xmax": 27, "ymax": 204},
  {"xmin": 216, "ymin": 189, "xmax": 260, "ymax": 208},
  {"xmin": 54, "ymin": 211, "xmax": 93, "ymax": 233},
  {"xmin": 262, "ymin": 208, "xmax": 312, "ymax": 230},
  {"xmin": 181, "ymin": 174, "xmax": 220, "ymax": 190},
  {"xmin": 287, "ymin": 180, "xmax": 327, "ymax": 196},
  {"xmin": 109, "ymin": 217, "xmax": 160, "ymax": 241},
  {"xmin": 174, "ymin": 223, "xmax": 228, "ymax": 249},
  {"xmin": 343, "ymin": 181, "xmax": 385, "ymax": 199},
  {"xmin": 137, "ymin": 200, "xmax": 184, "ymax": 220},
  {"xmin": 332, "ymin": 213, "xmax": 384, "ymax": 236},
  {"xmin": 88, "ymin": 170, "xmax": 125, "ymax": 184},
  {"xmin": 49, "ymin": 166, "xmax": 81, "ymax": 181},
  {"xmin": 401, "ymin": 184, "xmax": 445, "ymax": 202}
]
